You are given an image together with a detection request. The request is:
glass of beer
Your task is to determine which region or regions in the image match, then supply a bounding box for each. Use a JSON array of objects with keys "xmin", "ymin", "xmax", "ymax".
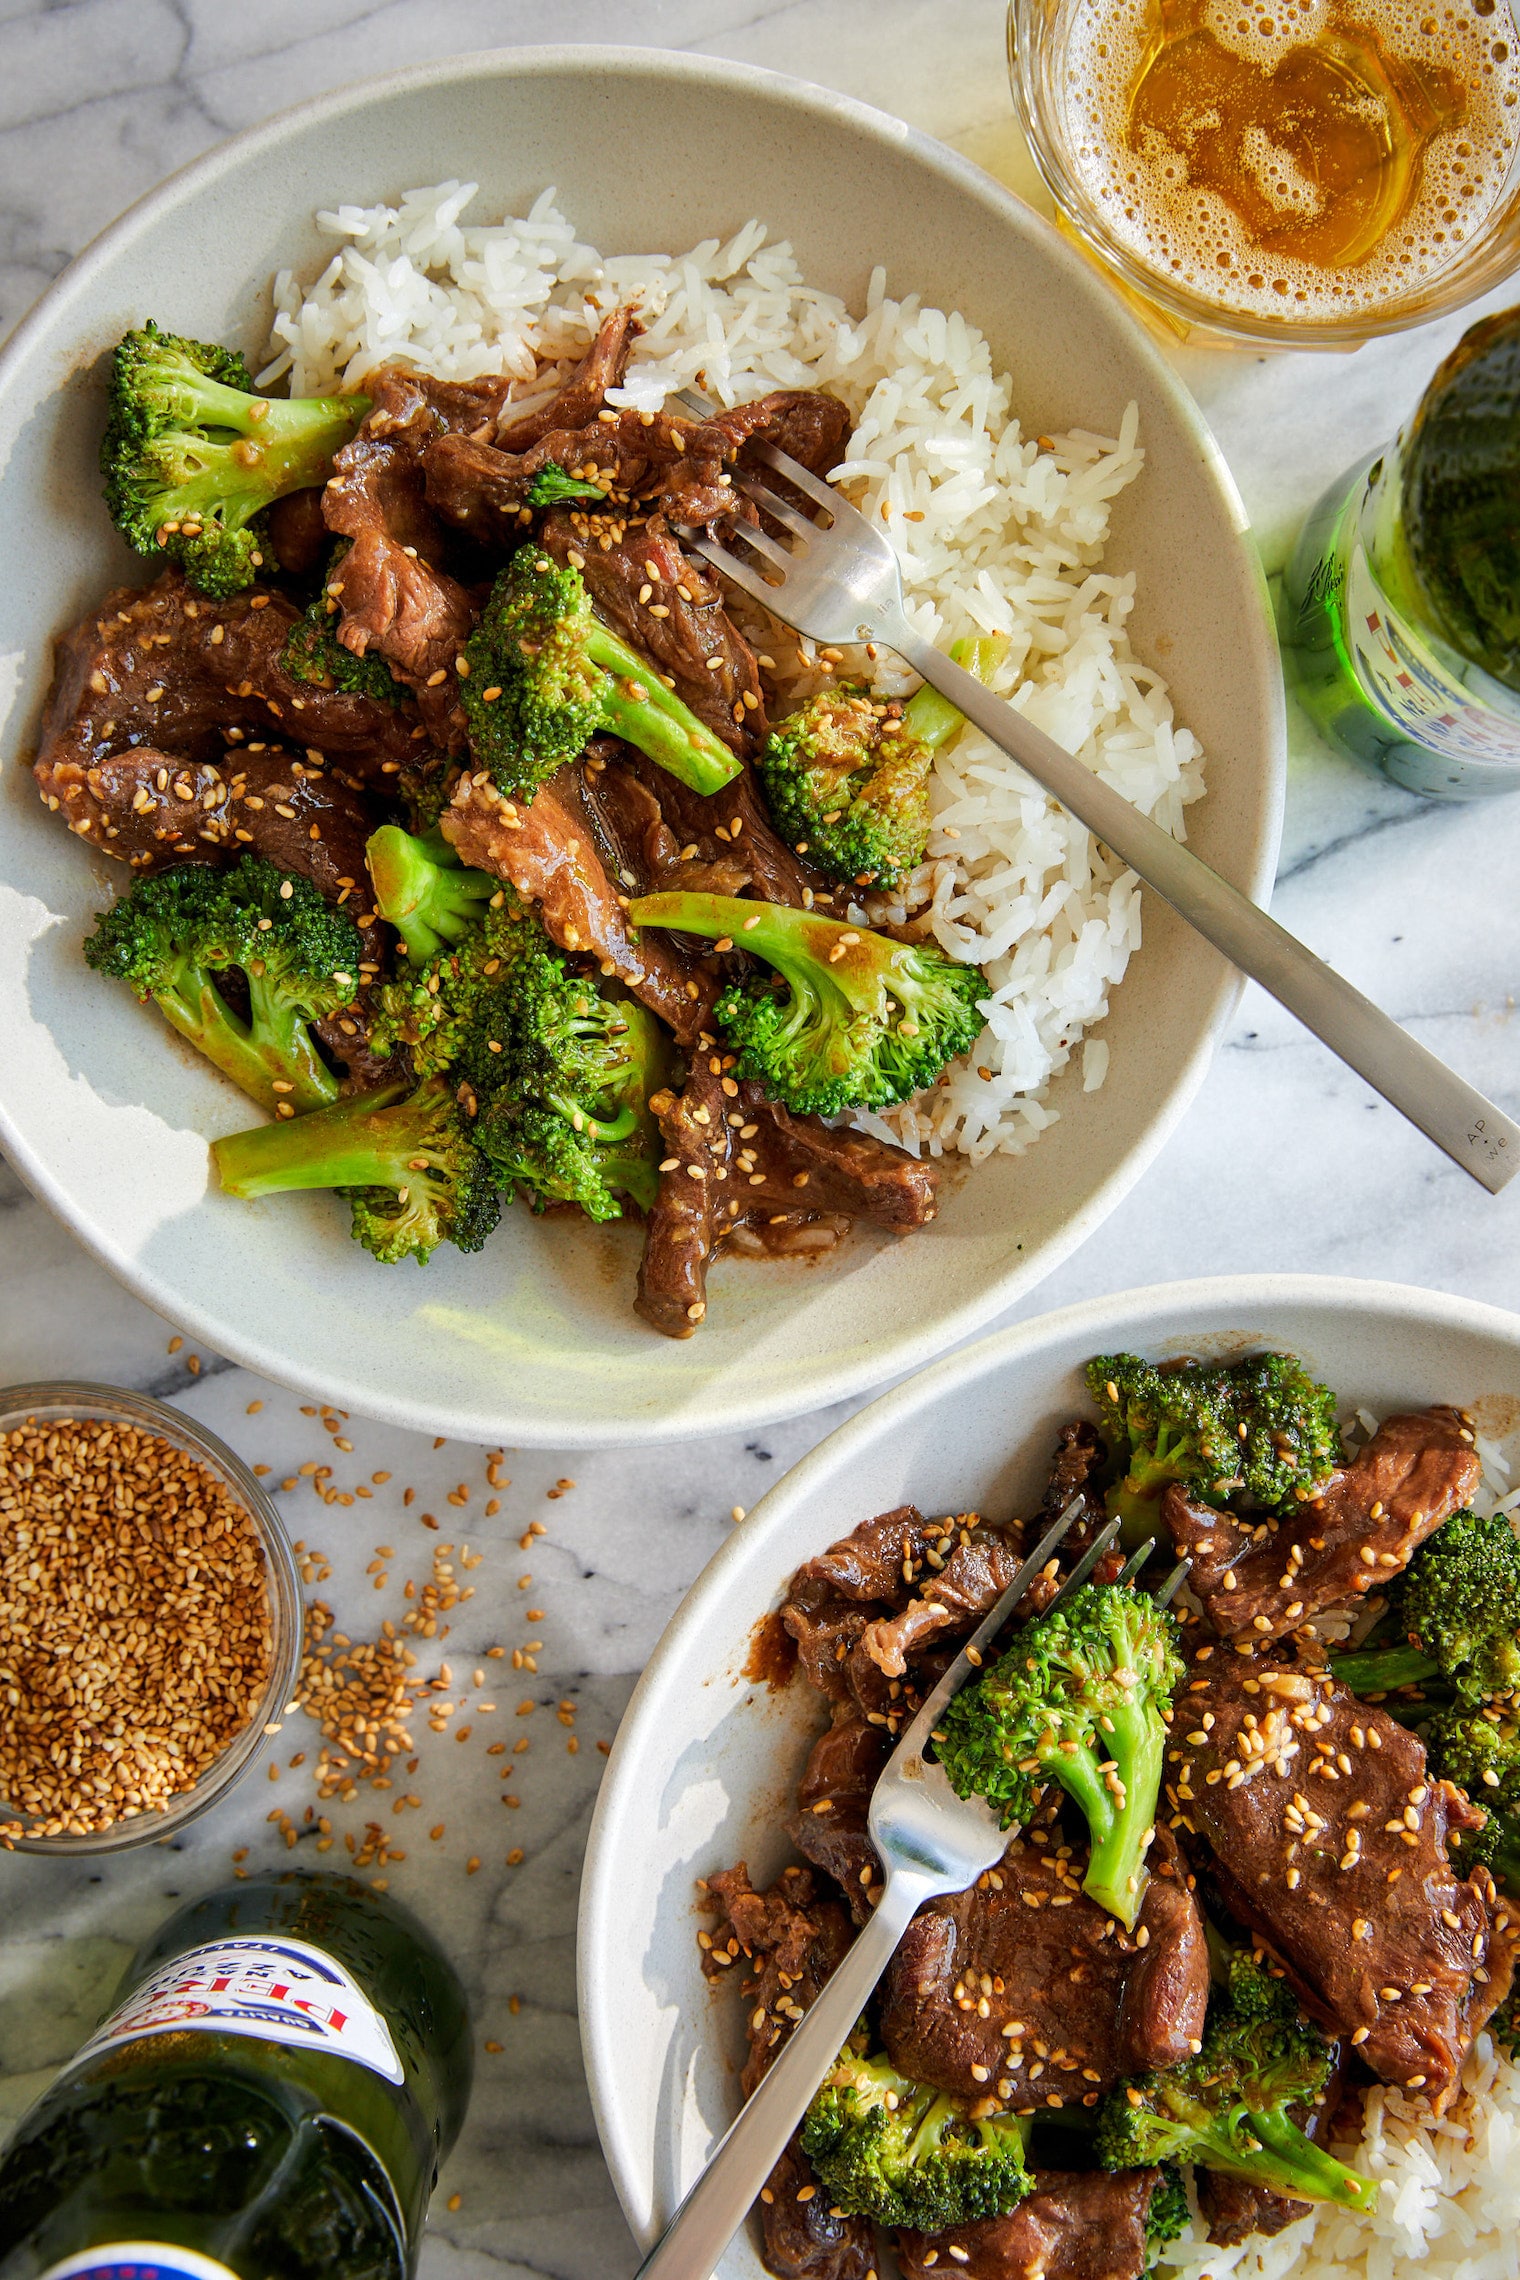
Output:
[{"xmin": 1008, "ymin": 0, "xmax": 1520, "ymax": 346}]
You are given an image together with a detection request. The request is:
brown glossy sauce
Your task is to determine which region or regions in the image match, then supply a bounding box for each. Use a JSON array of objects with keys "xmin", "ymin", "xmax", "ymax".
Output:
[{"xmin": 743, "ymin": 1608, "xmax": 797, "ymax": 1690}]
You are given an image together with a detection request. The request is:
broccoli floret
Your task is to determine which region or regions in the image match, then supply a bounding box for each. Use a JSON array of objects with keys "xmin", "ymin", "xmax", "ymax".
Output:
[
  {"xmin": 1421, "ymin": 1704, "xmax": 1520, "ymax": 1889},
  {"xmin": 800, "ymin": 2035, "xmax": 1033, "ymax": 2231},
  {"xmin": 1144, "ymin": 2166, "xmax": 1190, "ymax": 2260},
  {"xmin": 935, "ymin": 1581, "xmax": 1184, "ymax": 1929},
  {"xmin": 1331, "ymin": 1509, "xmax": 1520, "ymax": 1705},
  {"xmin": 371, "ymin": 894, "xmax": 668, "ymax": 1221},
  {"xmin": 1086, "ymin": 1352, "xmax": 1341, "ymax": 1542},
  {"xmin": 282, "ymin": 546, "xmax": 405, "ymax": 704},
  {"xmin": 84, "ymin": 856, "xmax": 361, "ymax": 1115},
  {"xmin": 1096, "ymin": 1955, "xmax": 1375, "ymax": 2215},
  {"xmin": 212, "ymin": 1078, "xmax": 500, "ymax": 1265},
  {"xmin": 525, "ymin": 461, "xmax": 607, "ymax": 507},
  {"xmin": 626, "ymin": 890, "xmax": 984, "ymax": 1116},
  {"xmin": 101, "ymin": 324, "xmax": 368, "ymax": 596},
  {"xmin": 760, "ymin": 636, "xmax": 1001, "ymax": 890},
  {"xmin": 460, "ymin": 548, "xmax": 741, "ymax": 798},
  {"xmin": 365, "ymin": 825, "xmax": 498, "ymax": 962}
]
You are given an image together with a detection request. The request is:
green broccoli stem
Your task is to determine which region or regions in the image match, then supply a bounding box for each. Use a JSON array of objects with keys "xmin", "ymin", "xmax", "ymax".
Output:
[
  {"xmin": 243, "ymin": 972, "xmax": 342, "ymax": 1113},
  {"xmin": 178, "ymin": 368, "xmax": 366, "ymax": 476},
  {"xmin": 583, "ymin": 621, "xmax": 741, "ymax": 794},
  {"xmin": 214, "ymin": 1082, "xmax": 416, "ymax": 1195},
  {"xmin": 1082, "ymin": 1692, "xmax": 1167, "ymax": 1928},
  {"xmin": 629, "ymin": 893, "xmax": 872, "ymax": 1013},
  {"xmin": 903, "ymin": 636, "xmax": 1005, "ymax": 748},
  {"xmin": 1329, "ymin": 1644, "xmax": 1441, "ymax": 1694},
  {"xmin": 154, "ymin": 969, "xmax": 337, "ymax": 1115},
  {"xmin": 1215, "ymin": 2107, "xmax": 1374, "ymax": 2213}
]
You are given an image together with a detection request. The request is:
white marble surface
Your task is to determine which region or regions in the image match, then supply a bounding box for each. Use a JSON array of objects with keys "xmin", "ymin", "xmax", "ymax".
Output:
[{"xmin": 0, "ymin": 1, "xmax": 1518, "ymax": 2272}]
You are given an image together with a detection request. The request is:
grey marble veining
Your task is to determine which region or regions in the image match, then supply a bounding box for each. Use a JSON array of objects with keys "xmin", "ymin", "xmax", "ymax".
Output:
[{"xmin": 0, "ymin": 2, "xmax": 1518, "ymax": 2273}]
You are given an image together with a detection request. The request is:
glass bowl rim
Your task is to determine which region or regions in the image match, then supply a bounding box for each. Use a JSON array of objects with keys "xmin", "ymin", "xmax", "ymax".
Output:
[
  {"xmin": 0, "ymin": 1379, "xmax": 302, "ymax": 1855},
  {"xmin": 1005, "ymin": 0, "xmax": 1520, "ymax": 351}
]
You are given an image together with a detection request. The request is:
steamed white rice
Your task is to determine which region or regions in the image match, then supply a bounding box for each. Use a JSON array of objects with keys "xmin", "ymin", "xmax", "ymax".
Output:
[{"xmin": 262, "ymin": 182, "xmax": 1206, "ymax": 1163}]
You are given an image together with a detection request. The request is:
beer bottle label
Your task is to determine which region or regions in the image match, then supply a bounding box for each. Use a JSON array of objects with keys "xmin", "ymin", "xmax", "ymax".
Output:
[
  {"xmin": 40, "ymin": 2250, "xmax": 237, "ymax": 2280},
  {"xmin": 72, "ymin": 1934, "xmax": 404, "ymax": 2085}
]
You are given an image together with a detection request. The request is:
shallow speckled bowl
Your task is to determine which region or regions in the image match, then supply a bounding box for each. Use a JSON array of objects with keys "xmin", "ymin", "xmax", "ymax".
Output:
[
  {"xmin": 0, "ymin": 49, "xmax": 1282, "ymax": 1444},
  {"xmin": 579, "ymin": 1275, "xmax": 1520, "ymax": 2265}
]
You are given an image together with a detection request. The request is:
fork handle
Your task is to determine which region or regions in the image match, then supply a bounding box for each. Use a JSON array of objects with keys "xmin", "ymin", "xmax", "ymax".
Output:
[
  {"xmin": 885, "ymin": 621, "xmax": 1518, "ymax": 1194},
  {"xmin": 634, "ymin": 1867, "xmax": 940, "ymax": 2280}
]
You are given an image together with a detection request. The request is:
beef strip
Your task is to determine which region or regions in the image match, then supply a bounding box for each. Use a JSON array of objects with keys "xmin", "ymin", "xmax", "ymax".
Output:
[
  {"xmin": 635, "ymin": 1054, "xmax": 938, "ymax": 1337},
  {"xmin": 700, "ymin": 1864, "xmax": 876, "ymax": 2280},
  {"xmin": 1171, "ymin": 1658, "xmax": 1516, "ymax": 2109},
  {"xmin": 265, "ymin": 487, "xmax": 333, "ymax": 579},
  {"xmin": 1039, "ymin": 1420, "xmax": 1111, "ymax": 1537},
  {"xmin": 709, "ymin": 390, "xmax": 854, "ymax": 479},
  {"xmin": 786, "ymin": 1705, "xmax": 891, "ymax": 1922},
  {"xmin": 858, "ymin": 1523, "xmax": 1030, "ymax": 1679},
  {"xmin": 492, "ymin": 307, "xmax": 639, "ymax": 453},
  {"xmin": 1164, "ymin": 1408, "xmax": 1483, "ymax": 1645},
  {"xmin": 881, "ymin": 1823, "xmax": 1209, "ymax": 2103},
  {"xmin": 575, "ymin": 748, "xmax": 750, "ymax": 900},
  {"xmin": 538, "ymin": 507, "xmax": 768, "ymax": 756},
  {"xmin": 424, "ymin": 408, "xmax": 735, "ymax": 542},
  {"xmin": 896, "ymin": 2169, "xmax": 1164, "ymax": 2280},
  {"xmin": 35, "ymin": 573, "xmax": 422, "ymax": 838},
  {"xmin": 776, "ymin": 1506, "xmax": 984, "ymax": 1699},
  {"xmin": 437, "ymin": 769, "xmax": 704, "ymax": 1042},
  {"xmin": 616, "ymin": 745, "xmax": 830, "ymax": 909},
  {"xmin": 324, "ymin": 365, "xmax": 518, "ymax": 744}
]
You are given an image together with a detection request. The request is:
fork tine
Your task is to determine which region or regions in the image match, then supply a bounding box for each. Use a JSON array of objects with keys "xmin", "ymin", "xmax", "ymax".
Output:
[
  {"xmin": 717, "ymin": 513, "xmax": 799, "ymax": 571},
  {"xmin": 1112, "ymin": 1537, "xmax": 1157, "ymax": 1590},
  {"xmin": 687, "ymin": 533, "xmax": 788, "ymax": 614},
  {"xmin": 1155, "ymin": 1556, "xmax": 1192, "ymax": 1608},
  {"xmin": 734, "ymin": 472, "xmax": 820, "ymax": 543},
  {"xmin": 1043, "ymin": 1516, "xmax": 1123, "ymax": 1613},
  {"xmin": 754, "ymin": 440, "xmax": 846, "ymax": 513}
]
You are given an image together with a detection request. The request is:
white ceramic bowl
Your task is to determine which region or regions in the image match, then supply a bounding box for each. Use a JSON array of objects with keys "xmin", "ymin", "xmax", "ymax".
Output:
[
  {"xmin": 0, "ymin": 48, "xmax": 1283, "ymax": 1444},
  {"xmin": 579, "ymin": 1273, "xmax": 1520, "ymax": 2261}
]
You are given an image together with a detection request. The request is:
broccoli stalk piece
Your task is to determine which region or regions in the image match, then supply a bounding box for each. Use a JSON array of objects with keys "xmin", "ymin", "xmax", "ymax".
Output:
[
  {"xmin": 1330, "ymin": 1508, "xmax": 1520, "ymax": 1705},
  {"xmin": 626, "ymin": 890, "xmax": 984, "ymax": 1116},
  {"xmin": 1096, "ymin": 1953, "xmax": 1375, "ymax": 2215},
  {"xmin": 800, "ymin": 2035, "xmax": 1033, "ymax": 2231},
  {"xmin": 365, "ymin": 825, "xmax": 498, "ymax": 962},
  {"xmin": 760, "ymin": 636, "xmax": 1002, "ymax": 890},
  {"xmin": 525, "ymin": 462, "xmax": 608, "ymax": 507},
  {"xmin": 461, "ymin": 548, "xmax": 741, "ymax": 798},
  {"xmin": 283, "ymin": 545, "xmax": 405, "ymax": 705},
  {"xmin": 1423, "ymin": 1704, "xmax": 1520, "ymax": 1889},
  {"xmin": 370, "ymin": 893, "xmax": 668, "ymax": 1221},
  {"xmin": 212, "ymin": 1079, "xmax": 500, "ymax": 1265},
  {"xmin": 101, "ymin": 324, "xmax": 368, "ymax": 597},
  {"xmin": 1086, "ymin": 1352, "xmax": 1341, "ymax": 1543},
  {"xmin": 936, "ymin": 1581, "xmax": 1184, "ymax": 1928},
  {"xmin": 84, "ymin": 855, "xmax": 361, "ymax": 1115}
]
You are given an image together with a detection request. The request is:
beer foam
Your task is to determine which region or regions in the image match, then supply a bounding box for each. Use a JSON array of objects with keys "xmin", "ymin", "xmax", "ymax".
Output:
[{"xmin": 1057, "ymin": 0, "xmax": 1520, "ymax": 323}]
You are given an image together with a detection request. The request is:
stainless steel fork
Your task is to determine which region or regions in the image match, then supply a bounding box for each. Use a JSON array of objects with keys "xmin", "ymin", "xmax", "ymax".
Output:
[
  {"xmin": 634, "ymin": 1502, "xmax": 1183, "ymax": 2280},
  {"xmin": 669, "ymin": 392, "xmax": 1517, "ymax": 1194}
]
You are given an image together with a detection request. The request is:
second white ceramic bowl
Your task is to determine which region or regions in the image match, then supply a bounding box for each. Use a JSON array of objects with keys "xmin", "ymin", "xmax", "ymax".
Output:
[
  {"xmin": 579, "ymin": 1273, "xmax": 1520, "ymax": 2265},
  {"xmin": 0, "ymin": 48, "xmax": 1282, "ymax": 1442}
]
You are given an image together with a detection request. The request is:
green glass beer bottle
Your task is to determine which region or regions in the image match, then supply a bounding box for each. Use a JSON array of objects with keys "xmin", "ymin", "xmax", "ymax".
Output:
[
  {"xmin": 0, "ymin": 1873, "xmax": 472, "ymax": 2280},
  {"xmin": 1280, "ymin": 303, "xmax": 1520, "ymax": 801}
]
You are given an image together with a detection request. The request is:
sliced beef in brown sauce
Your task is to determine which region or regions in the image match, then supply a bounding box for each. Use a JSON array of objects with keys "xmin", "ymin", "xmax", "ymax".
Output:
[
  {"xmin": 787, "ymin": 1706, "xmax": 890, "ymax": 1922},
  {"xmin": 710, "ymin": 390, "xmax": 855, "ymax": 482},
  {"xmin": 324, "ymin": 366, "xmax": 517, "ymax": 744},
  {"xmin": 537, "ymin": 507, "xmax": 767, "ymax": 757},
  {"xmin": 615, "ymin": 744, "xmax": 831, "ymax": 909},
  {"xmin": 437, "ymin": 769, "xmax": 704, "ymax": 1043},
  {"xmin": 575, "ymin": 747, "xmax": 751, "ymax": 901},
  {"xmin": 35, "ymin": 573, "xmax": 422, "ymax": 846},
  {"xmin": 881, "ymin": 1823, "xmax": 1209, "ymax": 2103},
  {"xmin": 491, "ymin": 306, "xmax": 639, "ymax": 453},
  {"xmin": 896, "ymin": 2168, "xmax": 1165, "ymax": 2280},
  {"xmin": 424, "ymin": 408, "xmax": 734, "ymax": 543},
  {"xmin": 1039, "ymin": 1419, "xmax": 1111, "ymax": 1536},
  {"xmin": 635, "ymin": 1057, "xmax": 938, "ymax": 1338},
  {"xmin": 1173, "ymin": 1659, "xmax": 1514, "ymax": 2109},
  {"xmin": 1164, "ymin": 1408, "xmax": 1483, "ymax": 1645},
  {"xmin": 699, "ymin": 1863, "xmax": 875, "ymax": 2280}
]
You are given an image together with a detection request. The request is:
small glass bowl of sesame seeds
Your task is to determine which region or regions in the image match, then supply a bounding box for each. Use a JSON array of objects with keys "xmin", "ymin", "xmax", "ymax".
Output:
[{"xmin": 0, "ymin": 1382, "xmax": 302, "ymax": 1852}]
